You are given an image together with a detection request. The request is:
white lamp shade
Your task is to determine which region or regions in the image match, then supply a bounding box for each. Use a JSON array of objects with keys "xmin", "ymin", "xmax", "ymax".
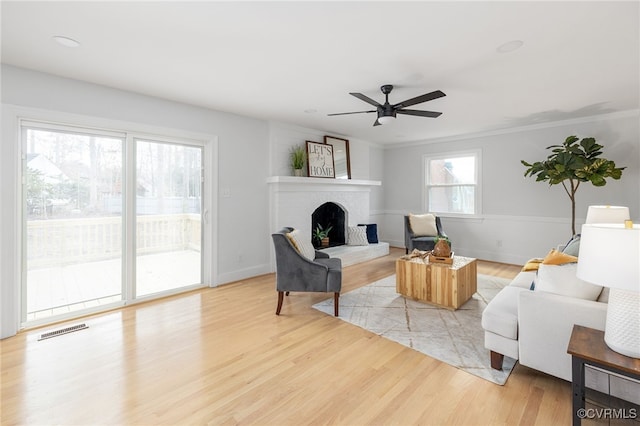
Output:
[
  {"xmin": 585, "ymin": 205, "xmax": 630, "ymax": 224},
  {"xmin": 577, "ymin": 223, "xmax": 640, "ymax": 358},
  {"xmin": 576, "ymin": 223, "xmax": 640, "ymax": 292}
]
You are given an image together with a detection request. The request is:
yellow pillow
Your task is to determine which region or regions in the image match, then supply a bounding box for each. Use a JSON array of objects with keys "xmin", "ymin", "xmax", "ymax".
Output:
[
  {"xmin": 286, "ymin": 229, "xmax": 316, "ymax": 260},
  {"xmin": 522, "ymin": 258, "xmax": 543, "ymax": 272},
  {"xmin": 542, "ymin": 248, "xmax": 578, "ymax": 265},
  {"xmin": 286, "ymin": 232, "xmax": 300, "ymax": 252},
  {"xmin": 521, "ymin": 249, "xmax": 578, "ymax": 271}
]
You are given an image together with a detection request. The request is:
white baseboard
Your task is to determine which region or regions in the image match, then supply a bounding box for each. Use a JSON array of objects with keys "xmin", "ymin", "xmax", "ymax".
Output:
[{"xmin": 215, "ymin": 263, "xmax": 272, "ymax": 286}]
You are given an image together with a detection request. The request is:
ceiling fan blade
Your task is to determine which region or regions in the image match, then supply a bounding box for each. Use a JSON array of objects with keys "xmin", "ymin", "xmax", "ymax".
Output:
[
  {"xmin": 350, "ymin": 92, "xmax": 382, "ymax": 107},
  {"xmin": 396, "ymin": 109, "xmax": 442, "ymax": 118},
  {"xmin": 394, "ymin": 90, "xmax": 446, "ymax": 109},
  {"xmin": 327, "ymin": 110, "xmax": 376, "ymax": 116}
]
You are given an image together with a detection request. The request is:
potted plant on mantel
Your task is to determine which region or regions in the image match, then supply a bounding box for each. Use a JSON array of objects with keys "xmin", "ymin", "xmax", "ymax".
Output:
[
  {"xmin": 313, "ymin": 224, "xmax": 332, "ymax": 248},
  {"xmin": 290, "ymin": 145, "xmax": 306, "ymax": 177},
  {"xmin": 521, "ymin": 135, "xmax": 625, "ymax": 236}
]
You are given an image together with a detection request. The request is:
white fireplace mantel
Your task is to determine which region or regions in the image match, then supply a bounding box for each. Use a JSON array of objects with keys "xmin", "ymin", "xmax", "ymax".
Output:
[
  {"xmin": 266, "ymin": 176, "xmax": 381, "ymax": 187},
  {"xmin": 267, "ymin": 176, "xmax": 381, "ymax": 239}
]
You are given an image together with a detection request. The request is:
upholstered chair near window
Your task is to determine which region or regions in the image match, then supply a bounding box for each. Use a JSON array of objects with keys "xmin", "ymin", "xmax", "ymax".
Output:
[
  {"xmin": 271, "ymin": 227, "xmax": 342, "ymax": 316},
  {"xmin": 404, "ymin": 214, "xmax": 449, "ymax": 254}
]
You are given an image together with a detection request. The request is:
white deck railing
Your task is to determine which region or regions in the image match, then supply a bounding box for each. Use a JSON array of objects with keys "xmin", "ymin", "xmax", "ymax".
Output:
[{"xmin": 27, "ymin": 214, "xmax": 201, "ymax": 268}]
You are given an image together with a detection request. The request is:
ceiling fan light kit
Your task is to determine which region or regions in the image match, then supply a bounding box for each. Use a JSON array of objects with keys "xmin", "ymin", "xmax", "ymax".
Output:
[
  {"xmin": 329, "ymin": 84, "xmax": 445, "ymax": 127},
  {"xmin": 377, "ymin": 116, "xmax": 395, "ymax": 125}
]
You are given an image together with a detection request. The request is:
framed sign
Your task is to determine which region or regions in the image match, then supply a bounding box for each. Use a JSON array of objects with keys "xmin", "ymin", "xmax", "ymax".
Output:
[
  {"xmin": 306, "ymin": 141, "xmax": 335, "ymax": 178},
  {"xmin": 324, "ymin": 136, "xmax": 351, "ymax": 179}
]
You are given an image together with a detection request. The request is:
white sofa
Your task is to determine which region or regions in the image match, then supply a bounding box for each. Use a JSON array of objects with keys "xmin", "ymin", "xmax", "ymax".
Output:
[
  {"xmin": 481, "ymin": 269, "xmax": 608, "ymax": 381},
  {"xmin": 482, "ymin": 245, "xmax": 640, "ymax": 405}
]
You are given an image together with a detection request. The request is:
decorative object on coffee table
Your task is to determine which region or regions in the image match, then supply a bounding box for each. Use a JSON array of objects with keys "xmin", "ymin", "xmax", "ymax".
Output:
[
  {"xmin": 428, "ymin": 251, "xmax": 454, "ymax": 265},
  {"xmin": 432, "ymin": 235, "xmax": 451, "ymax": 257}
]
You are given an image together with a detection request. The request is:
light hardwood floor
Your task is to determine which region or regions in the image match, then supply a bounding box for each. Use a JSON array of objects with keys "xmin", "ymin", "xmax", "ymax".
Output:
[{"xmin": 1, "ymin": 248, "xmax": 572, "ymax": 425}]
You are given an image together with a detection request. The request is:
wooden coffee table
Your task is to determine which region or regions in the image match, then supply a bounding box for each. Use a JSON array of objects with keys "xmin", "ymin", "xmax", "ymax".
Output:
[{"xmin": 396, "ymin": 255, "xmax": 477, "ymax": 310}]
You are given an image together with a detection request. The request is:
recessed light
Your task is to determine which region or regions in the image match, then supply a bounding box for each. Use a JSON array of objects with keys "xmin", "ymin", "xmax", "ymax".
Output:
[
  {"xmin": 52, "ymin": 36, "xmax": 81, "ymax": 48},
  {"xmin": 496, "ymin": 40, "xmax": 523, "ymax": 54}
]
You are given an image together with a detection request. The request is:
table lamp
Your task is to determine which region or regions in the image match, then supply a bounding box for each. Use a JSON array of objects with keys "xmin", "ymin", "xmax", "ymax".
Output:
[
  {"xmin": 576, "ymin": 222, "xmax": 640, "ymax": 358},
  {"xmin": 585, "ymin": 205, "xmax": 630, "ymax": 224}
]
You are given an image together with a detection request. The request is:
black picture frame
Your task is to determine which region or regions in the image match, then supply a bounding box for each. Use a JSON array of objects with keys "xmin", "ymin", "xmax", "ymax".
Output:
[{"xmin": 324, "ymin": 136, "xmax": 351, "ymax": 179}]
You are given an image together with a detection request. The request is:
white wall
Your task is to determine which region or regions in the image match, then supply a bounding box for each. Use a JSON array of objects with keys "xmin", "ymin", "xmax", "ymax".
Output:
[
  {"xmin": 382, "ymin": 111, "xmax": 640, "ymax": 264},
  {"xmin": 367, "ymin": 143, "xmax": 385, "ymax": 225}
]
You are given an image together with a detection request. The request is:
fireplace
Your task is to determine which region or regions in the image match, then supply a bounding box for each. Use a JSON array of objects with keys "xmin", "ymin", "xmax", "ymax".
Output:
[
  {"xmin": 267, "ymin": 176, "xmax": 381, "ymax": 241},
  {"xmin": 267, "ymin": 176, "xmax": 387, "ymax": 268},
  {"xmin": 311, "ymin": 202, "xmax": 346, "ymax": 248}
]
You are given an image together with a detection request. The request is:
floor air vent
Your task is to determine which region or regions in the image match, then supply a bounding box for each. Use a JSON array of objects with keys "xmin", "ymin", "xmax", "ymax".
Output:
[{"xmin": 38, "ymin": 323, "xmax": 89, "ymax": 341}]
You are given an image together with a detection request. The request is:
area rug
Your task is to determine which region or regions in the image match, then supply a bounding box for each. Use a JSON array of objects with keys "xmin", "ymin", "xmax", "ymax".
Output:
[{"xmin": 312, "ymin": 274, "xmax": 517, "ymax": 385}]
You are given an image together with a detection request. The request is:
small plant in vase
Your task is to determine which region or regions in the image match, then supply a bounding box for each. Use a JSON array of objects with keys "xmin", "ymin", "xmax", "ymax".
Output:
[
  {"xmin": 290, "ymin": 145, "xmax": 306, "ymax": 177},
  {"xmin": 313, "ymin": 224, "xmax": 333, "ymax": 248},
  {"xmin": 432, "ymin": 235, "xmax": 451, "ymax": 258}
]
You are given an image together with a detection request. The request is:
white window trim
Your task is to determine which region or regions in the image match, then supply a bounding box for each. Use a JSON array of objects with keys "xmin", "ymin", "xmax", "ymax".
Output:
[{"xmin": 422, "ymin": 149, "xmax": 482, "ymax": 218}]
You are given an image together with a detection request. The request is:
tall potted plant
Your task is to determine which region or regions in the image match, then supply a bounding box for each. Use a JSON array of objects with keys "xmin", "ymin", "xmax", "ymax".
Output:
[{"xmin": 521, "ymin": 135, "xmax": 625, "ymax": 235}]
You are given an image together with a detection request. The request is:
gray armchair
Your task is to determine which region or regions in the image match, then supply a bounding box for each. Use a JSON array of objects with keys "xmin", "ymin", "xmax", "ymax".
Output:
[
  {"xmin": 404, "ymin": 215, "xmax": 448, "ymax": 254},
  {"xmin": 271, "ymin": 227, "xmax": 342, "ymax": 316}
]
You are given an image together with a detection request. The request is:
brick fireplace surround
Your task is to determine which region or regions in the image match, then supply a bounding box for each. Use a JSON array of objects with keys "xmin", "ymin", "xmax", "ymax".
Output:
[{"xmin": 267, "ymin": 176, "xmax": 389, "ymax": 266}]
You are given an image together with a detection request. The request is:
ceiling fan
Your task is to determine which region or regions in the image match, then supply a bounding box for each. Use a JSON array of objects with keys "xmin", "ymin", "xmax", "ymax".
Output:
[{"xmin": 328, "ymin": 84, "xmax": 445, "ymax": 126}]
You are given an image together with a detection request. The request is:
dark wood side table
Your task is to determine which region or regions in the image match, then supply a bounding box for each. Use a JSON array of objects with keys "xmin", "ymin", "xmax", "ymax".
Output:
[{"xmin": 567, "ymin": 325, "xmax": 640, "ymax": 426}]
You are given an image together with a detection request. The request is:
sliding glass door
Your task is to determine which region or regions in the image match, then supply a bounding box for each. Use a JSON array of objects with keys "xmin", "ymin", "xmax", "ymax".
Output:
[
  {"xmin": 22, "ymin": 122, "xmax": 206, "ymax": 325},
  {"xmin": 23, "ymin": 125, "xmax": 125, "ymax": 321},
  {"xmin": 135, "ymin": 139, "xmax": 202, "ymax": 297}
]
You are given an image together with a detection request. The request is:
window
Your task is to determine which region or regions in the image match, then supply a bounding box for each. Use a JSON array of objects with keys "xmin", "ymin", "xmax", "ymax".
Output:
[{"xmin": 424, "ymin": 150, "xmax": 481, "ymax": 215}]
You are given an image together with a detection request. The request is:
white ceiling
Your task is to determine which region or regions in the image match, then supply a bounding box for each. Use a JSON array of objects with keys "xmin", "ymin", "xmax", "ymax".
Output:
[{"xmin": 2, "ymin": 1, "xmax": 639, "ymax": 145}]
